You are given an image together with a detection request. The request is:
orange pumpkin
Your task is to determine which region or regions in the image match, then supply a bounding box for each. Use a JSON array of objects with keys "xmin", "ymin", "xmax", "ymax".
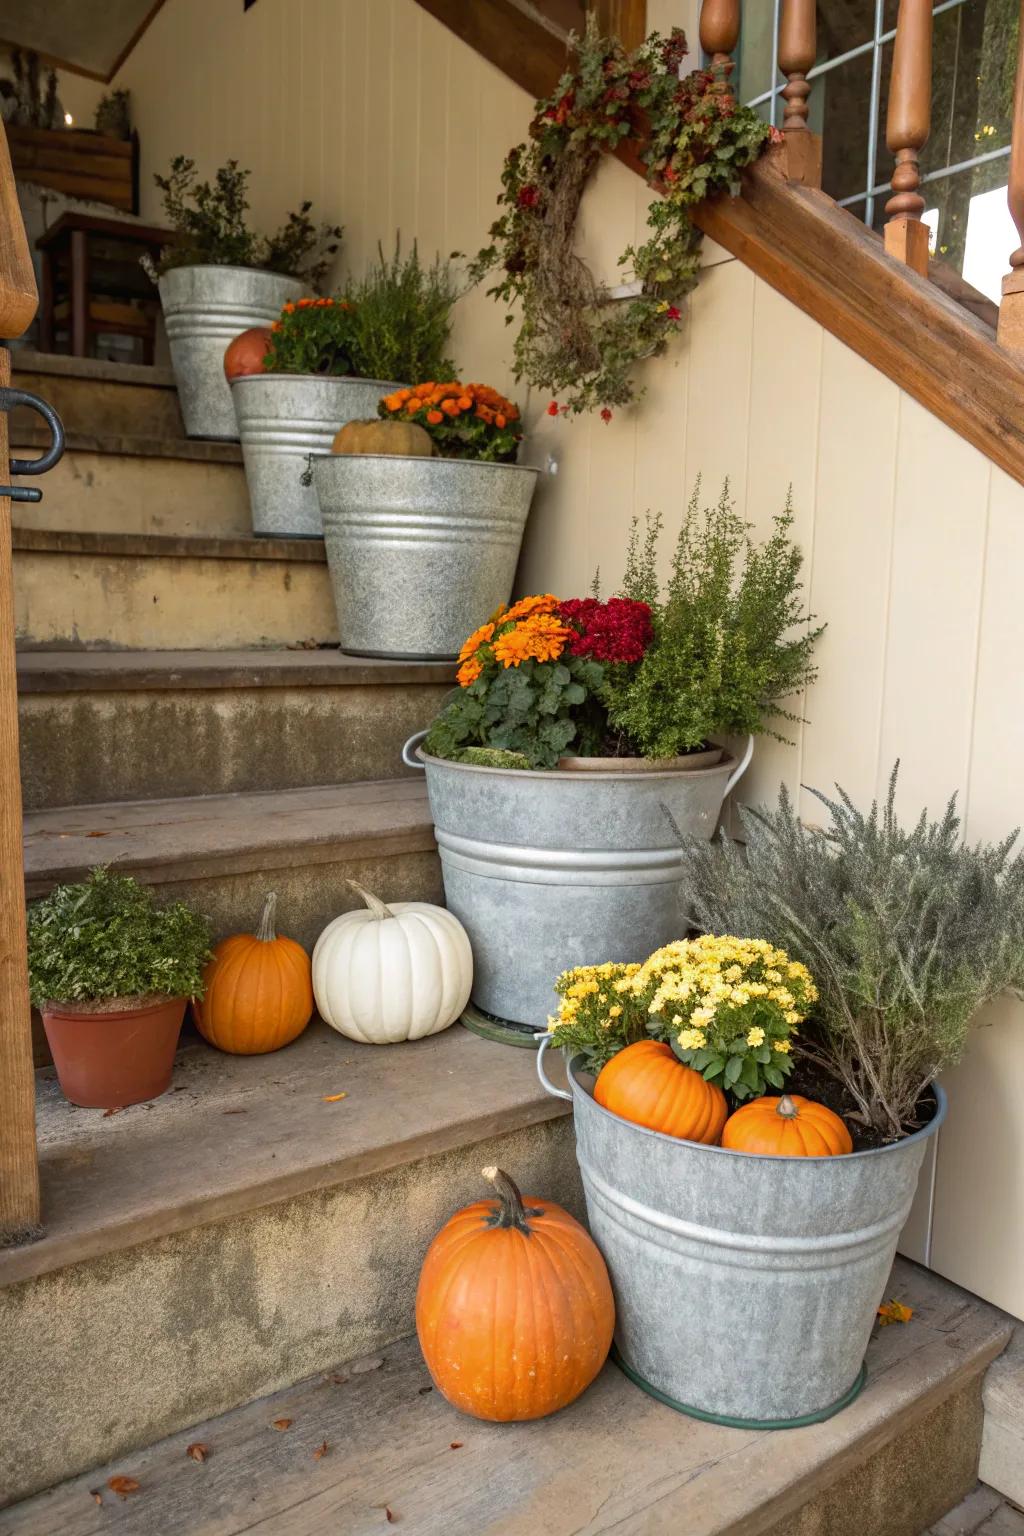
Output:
[
  {"xmin": 224, "ymin": 326, "xmax": 272, "ymax": 380},
  {"xmin": 594, "ymin": 1039, "xmax": 727, "ymax": 1144},
  {"xmin": 416, "ymin": 1167, "xmax": 614, "ymax": 1422},
  {"xmin": 193, "ymin": 893, "xmax": 313, "ymax": 1055},
  {"xmin": 722, "ymin": 1093, "xmax": 853, "ymax": 1156}
]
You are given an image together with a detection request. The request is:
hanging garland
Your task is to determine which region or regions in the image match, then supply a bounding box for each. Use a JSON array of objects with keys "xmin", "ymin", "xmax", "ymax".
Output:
[{"xmin": 470, "ymin": 23, "xmax": 778, "ymax": 419}]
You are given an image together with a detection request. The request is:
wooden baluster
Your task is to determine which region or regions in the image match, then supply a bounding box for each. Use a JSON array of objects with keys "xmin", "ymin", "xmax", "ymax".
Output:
[
  {"xmin": 700, "ymin": 0, "xmax": 740, "ymax": 100},
  {"xmin": 779, "ymin": 0, "xmax": 821, "ymax": 186},
  {"xmin": 884, "ymin": 0, "xmax": 933, "ymax": 277},
  {"xmin": 997, "ymin": 0, "xmax": 1024, "ymax": 356}
]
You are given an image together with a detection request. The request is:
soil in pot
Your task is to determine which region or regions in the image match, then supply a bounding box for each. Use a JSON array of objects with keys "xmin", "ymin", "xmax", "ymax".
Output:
[
  {"xmin": 785, "ymin": 1054, "xmax": 940, "ymax": 1151},
  {"xmin": 42, "ymin": 994, "xmax": 188, "ymax": 1108}
]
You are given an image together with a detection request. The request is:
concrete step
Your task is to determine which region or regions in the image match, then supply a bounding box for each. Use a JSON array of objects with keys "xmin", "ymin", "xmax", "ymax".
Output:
[
  {"xmin": 10, "ymin": 350, "xmax": 250, "ymax": 539},
  {"xmin": 0, "ymin": 1025, "xmax": 577, "ymax": 1507},
  {"xmin": 13, "ymin": 528, "xmax": 337, "ymax": 650},
  {"xmin": 23, "ymin": 778, "xmax": 441, "ymax": 947},
  {"xmin": 980, "ymin": 1326, "xmax": 1024, "ymax": 1508},
  {"xmin": 1, "ymin": 1246, "xmax": 1010, "ymax": 1533},
  {"xmin": 17, "ymin": 650, "xmax": 452, "ymax": 808}
]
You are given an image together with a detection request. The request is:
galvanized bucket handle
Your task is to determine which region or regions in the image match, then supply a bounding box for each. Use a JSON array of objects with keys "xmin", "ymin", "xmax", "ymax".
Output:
[
  {"xmin": 536, "ymin": 1033, "xmax": 572, "ymax": 1101},
  {"xmin": 401, "ymin": 730, "xmax": 428, "ymax": 771},
  {"xmin": 725, "ymin": 734, "xmax": 755, "ymax": 797}
]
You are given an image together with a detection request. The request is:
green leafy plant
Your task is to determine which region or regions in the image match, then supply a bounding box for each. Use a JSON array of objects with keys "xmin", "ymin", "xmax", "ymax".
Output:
[
  {"xmin": 94, "ymin": 88, "xmax": 131, "ymax": 139},
  {"xmin": 686, "ymin": 765, "xmax": 1024, "ymax": 1140},
  {"xmin": 378, "ymin": 381, "xmax": 523, "ymax": 462},
  {"xmin": 152, "ymin": 157, "xmax": 342, "ymax": 289},
  {"xmin": 471, "ymin": 22, "xmax": 773, "ymax": 417},
  {"xmin": 262, "ymin": 297, "xmax": 357, "ymax": 375},
  {"xmin": 345, "ymin": 240, "xmax": 461, "ymax": 382},
  {"xmin": 602, "ymin": 480, "xmax": 824, "ymax": 756},
  {"xmin": 27, "ymin": 867, "xmax": 213, "ymax": 1008}
]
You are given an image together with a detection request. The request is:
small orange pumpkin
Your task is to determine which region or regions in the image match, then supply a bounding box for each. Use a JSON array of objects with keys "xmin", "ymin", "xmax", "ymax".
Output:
[
  {"xmin": 594, "ymin": 1039, "xmax": 727, "ymax": 1144},
  {"xmin": 722, "ymin": 1093, "xmax": 854, "ymax": 1156},
  {"xmin": 224, "ymin": 326, "xmax": 272, "ymax": 380},
  {"xmin": 416, "ymin": 1167, "xmax": 614, "ymax": 1422},
  {"xmin": 193, "ymin": 893, "xmax": 313, "ymax": 1055}
]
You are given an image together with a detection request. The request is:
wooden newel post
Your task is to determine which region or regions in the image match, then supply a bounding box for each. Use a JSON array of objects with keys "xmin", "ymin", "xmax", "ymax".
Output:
[
  {"xmin": 779, "ymin": 0, "xmax": 821, "ymax": 186},
  {"xmin": 997, "ymin": 0, "xmax": 1024, "ymax": 356},
  {"xmin": 0, "ymin": 119, "xmax": 41, "ymax": 1243},
  {"xmin": 699, "ymin": 0, "xmax": 741, "ymax": 101},
  {"xmin": 884, "ymin": 0, "xmax": 933, "ymax": 277}
]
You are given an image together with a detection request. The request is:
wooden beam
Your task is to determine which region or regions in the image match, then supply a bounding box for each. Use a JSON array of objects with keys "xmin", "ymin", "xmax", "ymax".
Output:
[
  {"xmin": 591, "ymin": 1, "xmax": 646, "ymax": 51},
  {"xmin": 414, "ymin": 0, "xmax": 570, "ymax": 100},
  {"xmin": 0, "ymin": 122, "xmax": 38, "ymax": 342}
]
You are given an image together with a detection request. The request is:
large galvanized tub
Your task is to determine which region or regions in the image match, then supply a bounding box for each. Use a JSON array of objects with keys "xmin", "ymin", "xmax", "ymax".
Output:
[
  {"xmin": 538, "ymin": 1037, "xmax": 946, "ymax": 1426},
  {"xmin": 158, "ymin": 265, "xmax": 303, "ymax": 440},
  {"xmin": 313, "ymin": 455, "xmax": 538, "ymax": 659},
  {"xmin": 232, "ymin": 375, "xmax": 402, "ymax": 537},
  {"xmin": 406, "ymin": 740, "xmax": 752, "ymax": 1030}
]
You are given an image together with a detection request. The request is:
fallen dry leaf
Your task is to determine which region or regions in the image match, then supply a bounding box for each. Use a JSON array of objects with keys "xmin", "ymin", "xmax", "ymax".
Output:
[
  {"xmin": 186, "ymin": 1443, "xmax": 208, "ymax": 1463},
  {"xmin": 350, "ymin": 1355, "xmax": 384, "ymax": 1374},
  {"xmin": 324, "ymin": 1372, "xmax": 348, "ymax": 1385},
  {"xmin": 312, "ymin": 1439, "xmax": 330, "ymax": 1460},
  {"xmin": 272, "ymin": 1418, "xmax": 294, "ymax": 1431},
  {"xmin": 102, "ymin": 1106, "xmax": 124, "ymax": 1118},
  {"xmin": 449, "ymin": 1441, "xmax": 463, "ymax": 1450},
  {"xmin": 877, "ymin": 1299, "xmax": 914, "ymax": 1326},
  {"xmin": 86, "ymin": 831, "xmax": 110, "ymax": 838},
  {"xmin": 107, "ymin": 1475, "xmax": 140, "ymax": 1496},
  {"xmin": 384, "ymin": 1508, "xmax": 397, "ymax": 1524},
  {"xmin": 90, "ymin": 1490, "xmax": 102, "ymax": 1505},
  {"xmin": 417, "ymin": 1386, "xmax": 433, "ymax": 1396},
  {"xmin": 322, "ymin": 1092, "xmax": 348, "ymax": 1102}
]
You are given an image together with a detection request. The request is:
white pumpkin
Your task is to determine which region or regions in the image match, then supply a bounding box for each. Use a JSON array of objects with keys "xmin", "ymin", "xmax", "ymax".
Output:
[{"xmin": 313, "ymin": 881, "xmax": 473, "ymax": 1044}]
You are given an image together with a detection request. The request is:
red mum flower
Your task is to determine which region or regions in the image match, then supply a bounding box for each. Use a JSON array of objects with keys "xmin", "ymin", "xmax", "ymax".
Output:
[
  {"xmin": 559, "ymin": 597, "xmax": 653, "ymax": 664},
  {"xmin": 666, "ymin": 305, "xmax": 681, "ymax": 321}
]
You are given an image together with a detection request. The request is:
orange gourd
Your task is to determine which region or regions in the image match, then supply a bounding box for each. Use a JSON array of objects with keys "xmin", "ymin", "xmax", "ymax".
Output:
[
  {"xmin": 224, "ymin": 326, "xmax": 272, "ymax": 380},
  {"xmin": 416, "ymin": 1167, "xmax": 614, "ymax": 1422},
  {"xmin": 193, "ymin": 893, "xmax": 313, "ymax": 1055},
  {"xmin": 594, "ymin": 1039, "xmax": 727, "ymax": 1144},
  {"xmin": 722, "ymin": 1093, "xmax": 854, "ymax": 1156}
]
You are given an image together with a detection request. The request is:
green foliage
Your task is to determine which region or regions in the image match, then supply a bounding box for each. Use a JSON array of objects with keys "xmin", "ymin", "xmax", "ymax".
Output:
[
  {"xmin": 345, "ymin": 240, "xmax": 461, "ymax": 383},
  {"xmin": 263, "ymin": 298, "xmax": 357, "ymax": 375},
  {"xmin": 153, "ymin": 157, "xmax": 342, "ymax": 289},
  {"xmin": 455, "ymin": 747, "xmax": 533, "ymax": 770},
  {"xmin": 27, "ymin": 867, "xmax": 212, "ymax": 1008},
  {"xmin": 94, "ymin": 88, "xmax": 131, "ymax": 139},
  {"xmin": 603, "ymin": 480, "xmax": 823, "ymax": 755},
  {"xmin": 686, "ymin": 765, "xmax": 1024, "ymax": 1139},
  {"xmin": 470, "ymin": 22, "xmax": 771, "ymax": 416},
  {"xmin": 549, "ymin": 962, "xmax": 646, "ymax": 1072},
  {"xmin": 380, "ymin": 382, "xmax": 523, "ymax": 463},
  {"xmin": 425, "ymin": 654, "xmax": 605, "ymax": 770}
]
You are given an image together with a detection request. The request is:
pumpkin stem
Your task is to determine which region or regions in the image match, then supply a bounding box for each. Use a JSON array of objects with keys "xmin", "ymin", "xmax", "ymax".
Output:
[
  {"xmin": 777, "ymin": 1094, "xmax": 799, "ymax": 1119},
  {"xmin": 482, "ymin": 1166, "xmax": 532, "ymax": 1232},
  {"xmin": 346, "ymin": 879, "xmax": 393, "ymax": 922},
  {"xmin": 256, "ymin": 892, "xmax": 278, "ymax": 943}
]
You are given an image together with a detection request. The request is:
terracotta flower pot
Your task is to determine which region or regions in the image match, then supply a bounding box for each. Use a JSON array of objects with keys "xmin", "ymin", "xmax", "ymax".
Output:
[{"xmin": 41, "ymin": 996, "xmax": 188, "ymax": 1108}]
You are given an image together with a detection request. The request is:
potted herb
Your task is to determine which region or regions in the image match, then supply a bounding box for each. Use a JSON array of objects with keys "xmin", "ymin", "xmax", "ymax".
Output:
[
  {"xmin": 232, "ymin": 240, "xmax": 461, "ymax": 537},
  {"xmin": 536, "ymin": 767, "xmax": 1024, "ymax": 1427},
  {"xmin": 150, "ymin": 157, "xmax": 342, "ymax": 440},
  {"xmin": 402, "ymin": 483, "xmax": 820, "ymax": 1033},
  {"xmin": 312, "ymin": 379, "xmax": 537, "ymax": 658},
  {"xmin": 27, "ymin": 868, "xmax": 212, "ymax": 1108}
]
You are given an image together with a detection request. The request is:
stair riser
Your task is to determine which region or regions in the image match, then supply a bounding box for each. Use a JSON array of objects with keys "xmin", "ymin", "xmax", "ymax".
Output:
[
  {"xmin": 19, "ymin": 682, "xmax": 449, "ymax": 808},
  {"xmin": 0, "ymin": 1117, "xmax": 580, "ymax": 1507},
  {"xmin": 10, "ymin": 369, "xmax": 184, "ymax": 442},
  {"xmin": 15, "ymin": 548, "xmax": 338, "ymax": 650},
  {"xmin": 13, "ymin": 450, "xmax": 251, "ymax": 539},
  {"xmin": 25, "ymin": 845, "xmax": 443, "ymax": 949}
]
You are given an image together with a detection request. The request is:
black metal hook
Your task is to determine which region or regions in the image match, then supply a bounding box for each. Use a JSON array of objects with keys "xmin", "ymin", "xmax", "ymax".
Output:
[{"xmin": 0, "ymin": 385, "xmax": 66, "ymax": 503}]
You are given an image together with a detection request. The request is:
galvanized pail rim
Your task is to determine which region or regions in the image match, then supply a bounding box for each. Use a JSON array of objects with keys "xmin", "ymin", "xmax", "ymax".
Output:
[
  {"xmin": 230, "ymin": 373, "xmax": 405, "ymax": 391},
  {"xmin": 159, "ymin": 263, "xmax": 306, "ymax": 281},
  {"xmin": 312, "ymin": 453, "xmax": 541, "ymax": 475},
  {"xmin": 537, "ymin": 1035, "xmax": 947, "ymax": 1162},
  {"xmin": 409, "ymin": 740, "xmax": 742, "ymax": 783}
]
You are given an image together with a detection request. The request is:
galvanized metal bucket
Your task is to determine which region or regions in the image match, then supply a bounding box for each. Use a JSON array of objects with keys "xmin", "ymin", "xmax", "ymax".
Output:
[
  {"xmin": 404, "ymin": 737, "xmax": 753, "ymax": 1030},
  {"xmin": 538, "ymin": 1036, "xmax": 946, "ymax": 1427},
  {"xmin": 158, "ymin": 265, "xmax": 304, "ymax": 441},
  {"xmin": 232, "ymin": 375, "xmax": 403, "ymax": 537},
  {"xmin": 313, "ymin": 455, "xmax": 538, "ymax": 658}
]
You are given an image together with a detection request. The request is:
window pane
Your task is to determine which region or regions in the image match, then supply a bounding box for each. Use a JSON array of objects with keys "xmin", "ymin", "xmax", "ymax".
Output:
[
  {"xmin": 818, "ymin": 49, "xmax": 876, "ymax": 203},
  {"xmin": 737, "ymin": 2, "xmax": 779, "ymax": 105},
  {"xmin": 820, "ymin": 0, "xmax": 877, "ymax": 55}
]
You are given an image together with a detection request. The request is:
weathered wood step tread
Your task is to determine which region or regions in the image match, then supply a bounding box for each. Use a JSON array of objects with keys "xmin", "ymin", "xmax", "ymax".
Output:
[
  {"xmin": 12, "ymin": 348, "xmax": 178, "ymax": 388},
  {"xmin": 0, "ymin": 1024, "xmax": 570, "ymax": 1291},
  {"xmin": 12, "ymin": 426, "xmax": 244, "ymax": 463},
  {"xmin": 23, "ymin": 779, "xmax": 435, "ymax": 892},
  {"xmin": 17, "ymin": 648, "xmax": 454, "ymax": 691},
  {"xmin": 13, "ymin": 527, "xmax": 324, "ymax": 562},
  {"xmin": 2, "ymin": 1261, "xmax": 1011, "ymax": 1535}
]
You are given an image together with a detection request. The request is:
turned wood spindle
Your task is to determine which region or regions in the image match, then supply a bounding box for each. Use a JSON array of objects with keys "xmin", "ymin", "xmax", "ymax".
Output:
[
  {"xmin": 699, "ymin": 0, "xmax": 741, "ymax": 100},
  {"xmin": 884, "ymin": 0, "xmax": 933, "ymax": 277},
  {"xmin": 779, "ymin": 0, "xmax": 821, "ymax": 186},
  {"xmin": 997, "ymin": 0, "xmax": 1024, "ymax": 355}
]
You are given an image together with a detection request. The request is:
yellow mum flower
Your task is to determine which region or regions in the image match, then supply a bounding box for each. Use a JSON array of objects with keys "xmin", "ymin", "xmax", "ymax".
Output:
[
  {"xmin": 784, "ymin": 1010, "xmax": 801, "ymax": 1024},
  {"xmin": 677, "ymin": 1027, "xmax": 707, "ymax": 1051},
  {"xmin": 608, "ymin": 1004, "xmax": 622, "ymax": 1018},
  {"xmin": 774, "ymin": 1040, "xmax": 792, "ymax": 1054},
  {"xmin": 746, "ymin": 1026, "xmax": 766, "ymax": 1047}
]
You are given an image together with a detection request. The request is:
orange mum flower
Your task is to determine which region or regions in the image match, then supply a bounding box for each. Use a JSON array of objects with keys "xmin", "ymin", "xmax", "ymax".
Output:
[
  {"xmin": 493, "ymin": 613, "xmax": 573, "ymax": 668},
  {"xmin": 441, "ymin": 399, "xmax": 460, "ymax": 416},
  {"xmin": 503, "ymin": 593, "xmax": 559, "ymax": 623},
  {"xmin": 458, "ymin": 621, "xmax": 496, "ymax": 662},
  {"xmin": 456, "ymin": 656, "xmax": 483, "ymax": 687},
  {"xmin": 426, "ymin": 409, "xmax": 444, "ymax": 425}
]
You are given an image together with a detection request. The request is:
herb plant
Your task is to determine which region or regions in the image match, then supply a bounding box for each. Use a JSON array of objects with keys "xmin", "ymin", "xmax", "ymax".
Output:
[
  {"xmin": 152, "ymin": 157, "xmax": 342, "ymax": 289},
  {"xmin": 686, "ymin": 765, "xmax": 1024, "ymax": 1140},
  {"xmin": 27, "ymin": 867, "xmax": 213, "ymax": 1008},
  {"xmin": 345, "ymin": 241, "xmax": 461, "ymax": 382}
]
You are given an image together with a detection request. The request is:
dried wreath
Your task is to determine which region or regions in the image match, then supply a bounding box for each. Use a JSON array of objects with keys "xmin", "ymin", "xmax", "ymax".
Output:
[{"xmin": 470, "ymin": 22, "xmax": 777, "ymax": 418}]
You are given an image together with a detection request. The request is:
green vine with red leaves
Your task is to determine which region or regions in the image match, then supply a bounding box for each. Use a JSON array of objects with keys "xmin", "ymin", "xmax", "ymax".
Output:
[{"xmin": 470, "ymin": 22, "xmax": 777, "ymax": 419}]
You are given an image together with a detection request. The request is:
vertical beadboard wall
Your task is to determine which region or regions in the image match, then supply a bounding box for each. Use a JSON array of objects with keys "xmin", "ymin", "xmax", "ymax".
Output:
[{"xmin": 111, "ymin": 0, "xmax": 1023, "ymax": 1320}]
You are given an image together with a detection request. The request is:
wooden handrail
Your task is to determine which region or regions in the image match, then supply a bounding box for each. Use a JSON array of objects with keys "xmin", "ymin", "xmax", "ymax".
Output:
[
  {"xmin": 884, "ymin": 0, "xmax": 933, "ymax": 276},
  {"xmin": 778, "ymin": 0, "xmax": 821, "ymax": 187},
  {"xmin": 997, "ymin": 0, "xmax": 1024, "ymax": 356},
  {"xmin": 0, "ymin": 120, "xmax": 41, "ymax": 1243}
]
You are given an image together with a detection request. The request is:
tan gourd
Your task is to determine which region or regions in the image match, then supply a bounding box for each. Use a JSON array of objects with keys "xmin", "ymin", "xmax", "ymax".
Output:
[{"xmin": 330, "ymin": 418, "xmax": 435, "ymax": 457}]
